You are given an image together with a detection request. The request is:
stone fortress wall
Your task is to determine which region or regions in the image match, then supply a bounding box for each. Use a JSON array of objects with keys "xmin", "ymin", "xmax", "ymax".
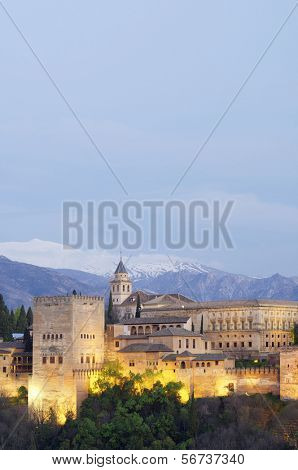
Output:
[{"xmin": 28, "ymin": 295, "xmax": 105, "ymax": 420}]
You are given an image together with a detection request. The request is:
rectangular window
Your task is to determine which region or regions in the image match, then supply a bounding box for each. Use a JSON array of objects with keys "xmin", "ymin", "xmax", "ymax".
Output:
[
  {"xmin": 60, "ymin": 334, "xmax": 63, "ymax": 339},
  {"xmin": 266, "ymin": 342, "xmax": 269, "ymax": 347},
  {"xmin": 115, "ymin": 341, "xmax": 119, "ymax": 348},
  {"xmin": 81, "ymin": 356, "xmax": 84, "ymax": 364},
  {"xmin": 43, "ymin": 334, "xmax": 46, "ymax": 339},
  {"xmin": 50, "ymin": 357, "xmax": 55, "ymax": 364},
  {"xmin": 272, "ymin": 342, "xmax": 274, "ymax": 347},
  {"xmin": 226, "ymin": 342, "xmax": 230, "ymax": 348},
  {"xmin": 233, "ymin": 342, "xmax": 237, "ymax": 348},
  {"xmin": 42, "ymin": 357, "xmax": 47, "ymax": 364},
  {"xmin": 211, "ymin": 342, "xmax": 215, "ymax": 349},
  {"xmin": 179, "ymin": 340, "xmax": 182, "ymax": 348},
  {"xmin": 92, "ymin": 356, "xmax": 95, "ymax": 364},
  {"xmin": 86, "ymin": 356, "xmax": 90, "ymax": 364},
  {"xmin": 192, "ymin": 339, "xmax": 196, "ymax": 349},
  {"xmin": 58, "ymin": 356, "xmax": 63, "ymax": 364},
  {"xmin": 129, "ymin": 361, "xmax": 135, "ymax": 367},
  {"xmin": 248, "ymin": 342, "xmax": 252, "ymax": 348},
  {"xmin": 219, "ymin": 342, "xmax": 222, "ymax": 348},
  {"xmin": 186, "ymin": 339, "xmax": 189, "ymax": 348},
  {"xmin": 215, "ymin": 361, "xmax": 219, "ymax": 366},
  {"xmin": 241, "ymin": 342, "xmax": 244, "ymax": 348},
  {"xmin": 3, "ymin": 367, "xmax": 6, "ymax": 373},
  {"xmin": 205, "ymin": 342, "xmax": 208, "ymax": 350}
]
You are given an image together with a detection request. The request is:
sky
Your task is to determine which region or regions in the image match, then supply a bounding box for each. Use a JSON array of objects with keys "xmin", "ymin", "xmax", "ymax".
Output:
[{"xmin": 0, "ymin": 0, "xmax": 297, "ymax": 277}]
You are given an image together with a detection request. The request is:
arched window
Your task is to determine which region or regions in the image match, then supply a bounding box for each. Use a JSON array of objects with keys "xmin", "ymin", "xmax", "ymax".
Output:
[
  {"xmin": 131, "ymin": 326, "xmax": 137, "ymax": 335},
  {"xmin": 196, "ymin": 362, "xmax": 200, "ymax": 368},
  {"xmin": 161, "ymin": 325, "xmax": 166, "ymax": 329},
  {"xmin": 138, "ymin": 326, "xmax": 144, "ymax": 335},
  {"xmin": 181, "ymin": 361, "xmax": 186, "ymax": 369},
  {"xmin": 145, "ymin": 326, "xmax": 151, "ymax": 335},
  {"xmin": 207, "ymin": 362, "xmax": 210, "ymax": 367},
  {"xmin": 201, "ymin": 362, "xmax": 205, "ymax": 367}
]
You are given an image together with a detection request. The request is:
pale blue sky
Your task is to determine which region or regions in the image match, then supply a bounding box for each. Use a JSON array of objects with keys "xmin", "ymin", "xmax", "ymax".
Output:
[{"xmin": 0, "ymin": 1, "xmax": 297, "ymax": 276}]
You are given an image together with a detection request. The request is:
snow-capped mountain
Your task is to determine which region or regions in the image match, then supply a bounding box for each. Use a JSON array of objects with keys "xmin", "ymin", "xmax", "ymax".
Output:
[
  {"xmin": 0, "ymin": 239, "xmax": 211, "ymax": 278},
  {"xmin": 0, "ymin": 239, "xmax": 297, "ymax": 309}
]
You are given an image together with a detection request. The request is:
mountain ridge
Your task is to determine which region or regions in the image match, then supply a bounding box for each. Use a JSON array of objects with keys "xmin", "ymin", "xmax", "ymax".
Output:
[{"xmin": 0, "ymin": 251, "xmax": 297, "ymax": 309}]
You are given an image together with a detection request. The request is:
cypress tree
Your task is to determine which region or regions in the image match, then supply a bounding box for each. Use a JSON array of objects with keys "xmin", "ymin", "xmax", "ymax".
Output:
[
  {"xmin": 26, "ymin": 306, "xmax": 33, "ymax": 327},
  {"xmin": 24, "ymin": 328, "xmax": 33, "ymax": 352},
  {"xmin": 9, "ymin": 309, "xmax": 16, "ymax": 332},
  {"xmin": 0, "ymin": 294, "xmax": 13, "ymax": 341},
  {"xmin": 106, "ymin": 291, "xmax": 114, "ymax": 325},
  {"xmin": 200, "ymin": 315, "xmax": 204, "ymax": 334},
  {"xmin": 135, "ymin": 293, "xmax": 141, "ymax": 318},
  {"xmin": 16, "ymin": 305, "xmax": 28, "ymax": 334}
]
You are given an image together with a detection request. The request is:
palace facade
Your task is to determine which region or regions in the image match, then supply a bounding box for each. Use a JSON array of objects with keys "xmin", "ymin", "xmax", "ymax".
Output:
[{"xmin": 0, "ymin": 259, "xmax": 297, "ymax": 422}]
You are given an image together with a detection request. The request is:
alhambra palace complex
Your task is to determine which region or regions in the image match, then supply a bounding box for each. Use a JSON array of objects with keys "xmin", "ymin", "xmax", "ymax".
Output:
[{"xmin": 0, "ymin": 259, "xmax": 298, "ymax": 420}]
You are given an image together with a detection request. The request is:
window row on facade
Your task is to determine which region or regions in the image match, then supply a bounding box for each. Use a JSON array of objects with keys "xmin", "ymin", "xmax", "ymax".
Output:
[
  {"xmin": 211, "ymin": 341, "xmax": 253, "ymax": 349},
  {"xmin": 80, "ymin": 333, "xmax": 96, "ymax": 340},
  {"xmin": 112, "ymin": 284, "xmax": 130, "ymax": 293},
  {"xmin": 42, "ymin": 333, "xmax": 63, "ymax": 340},
  {"xmin": 42, "ymin": 356, "xmax": 63, "ymax": 364},
  {"xmin": 80, "ymin": 355, "xmax": 96, "ymax": 364},
  {"xmin": 130, "ymin": 324, "xmax": 182, "ymax": 335},
  {"xmin": 211, "ymin": 321, "xmax": 253, "ymax": 331}
]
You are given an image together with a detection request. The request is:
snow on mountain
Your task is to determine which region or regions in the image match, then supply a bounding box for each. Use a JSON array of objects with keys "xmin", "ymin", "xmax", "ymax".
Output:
[{"xmin": 0, "ymin": 239, "xmax": 208, "ymax": 278}]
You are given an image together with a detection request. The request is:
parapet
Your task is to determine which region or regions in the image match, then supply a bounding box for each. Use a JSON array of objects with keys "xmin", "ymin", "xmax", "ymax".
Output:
[
  {"xmin": 225, "ymin": 367, "xmax": 278, "ymax": 376},
  {"xmin": 33, "ymin": 295, "xmax": 104, "ymax": 305}
]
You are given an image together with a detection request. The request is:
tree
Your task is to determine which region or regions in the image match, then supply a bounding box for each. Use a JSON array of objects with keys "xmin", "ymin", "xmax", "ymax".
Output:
[
  {"xmin": 24, "ymin": 328, "xmax": 33, "ymax": 352},
  {"xmin": 9, "ymin": 310, "xmax": 16, "ymax": 332},
  {"xmin": 0, "ymin": 294, "xmax": 13, "ymax": 341},
  {"xmin": 16, "ymin": 305, "xmax": 28, "ymax": 334},
  {"xmin": 26, "ymin": 307, "xmax": 33, "ymax": 327},
  {"xmin": 135, "ymin": 293, "xmax": 141, "ymax": 318},
  {"xmin": 106, "ymin": 291, "xmax": 114, "ymax": 325},
  {"xmin": 200, "ymin": 315, "xmax": 204, "ymax": 334}
]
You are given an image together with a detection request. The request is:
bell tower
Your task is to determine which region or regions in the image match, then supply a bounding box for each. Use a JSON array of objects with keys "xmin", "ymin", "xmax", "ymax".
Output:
[{"xmin": 110, "ymin": 258, "xmax": 132, "ymax": 305}]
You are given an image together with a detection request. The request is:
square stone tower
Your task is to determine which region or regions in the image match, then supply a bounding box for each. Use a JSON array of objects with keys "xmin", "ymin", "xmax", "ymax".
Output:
[{"xmin": 28, "ymin": 295, "xmax": 104, "ymax": 422}]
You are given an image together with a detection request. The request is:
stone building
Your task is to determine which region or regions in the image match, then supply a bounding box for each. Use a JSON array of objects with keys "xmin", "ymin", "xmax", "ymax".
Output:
[
  {"xmin": 141, "ymin": 299, "xmax": 298, "ymax": 357},
  {"xmin": 109, "ymin": 258, "xmax": 194, "ymax": 320},
  {"xmin": 28, "ymin": 294, "xmax": 105, "ymax": 420},
  {"xmin": 0, "ymin": 280, "xmax": 297, "ymax": 422}
]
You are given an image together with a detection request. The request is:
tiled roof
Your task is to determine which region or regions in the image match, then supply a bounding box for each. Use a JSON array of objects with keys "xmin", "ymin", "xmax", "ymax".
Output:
[
  {"xmin": 118, "ymin": 343, "xmax": 173, "ymax": 353},
  {"xmin": 120, "ymin": 291, "xmax": 156, "ymax": 306},
  {"xmin": 0, "ymin": 349, "xmax": 11, "ymax": 354},
  {"xmin": 177, "ymin": 350, "xmax": 197, "ymax": 357},
  {"xmin": 120, "ymin": 316, "xmax": 190, "ymax": 325},
  {"xmin": 149, "ymin": 327, "xmax": 202, "ymax": 337},
  {"xmin": 144, "ymin": 299, "xmax": 298, "ymax": 312},
  {"xmin": 0, "ymin": 341, "xmax": 25, "ymax": 349},
  {"xmin": 163, "ymin": 352, "xmax": 228, "ymax": 361},
  {"xmin": 144, "ymin": 293, "xmax": 195, "ymax": 306},
  {"xmin": 115, "ymin": 335, "xmax": 149, "ymax": 339},
  {"xmin": 12, "ymin": 351, "xmax": 32, "ymax": 357}
]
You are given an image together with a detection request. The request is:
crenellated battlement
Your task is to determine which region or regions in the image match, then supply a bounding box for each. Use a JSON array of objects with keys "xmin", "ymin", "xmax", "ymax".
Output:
[
  {"xmin": 225, "ymin": 367, "xmax": 278, "ymax": 376},
  {"xmin": 33, "ymin": 295, "xmax": 104, "ymax": 305}
]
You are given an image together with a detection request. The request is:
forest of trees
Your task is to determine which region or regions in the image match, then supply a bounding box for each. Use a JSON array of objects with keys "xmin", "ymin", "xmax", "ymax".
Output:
[
  {"xmin": 0, "ymin": 365, "xmax": 297, "ymax": 450},
  {"xmin": 0, "ymin": 293, "xmax": 33, "ymax": 342}
]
